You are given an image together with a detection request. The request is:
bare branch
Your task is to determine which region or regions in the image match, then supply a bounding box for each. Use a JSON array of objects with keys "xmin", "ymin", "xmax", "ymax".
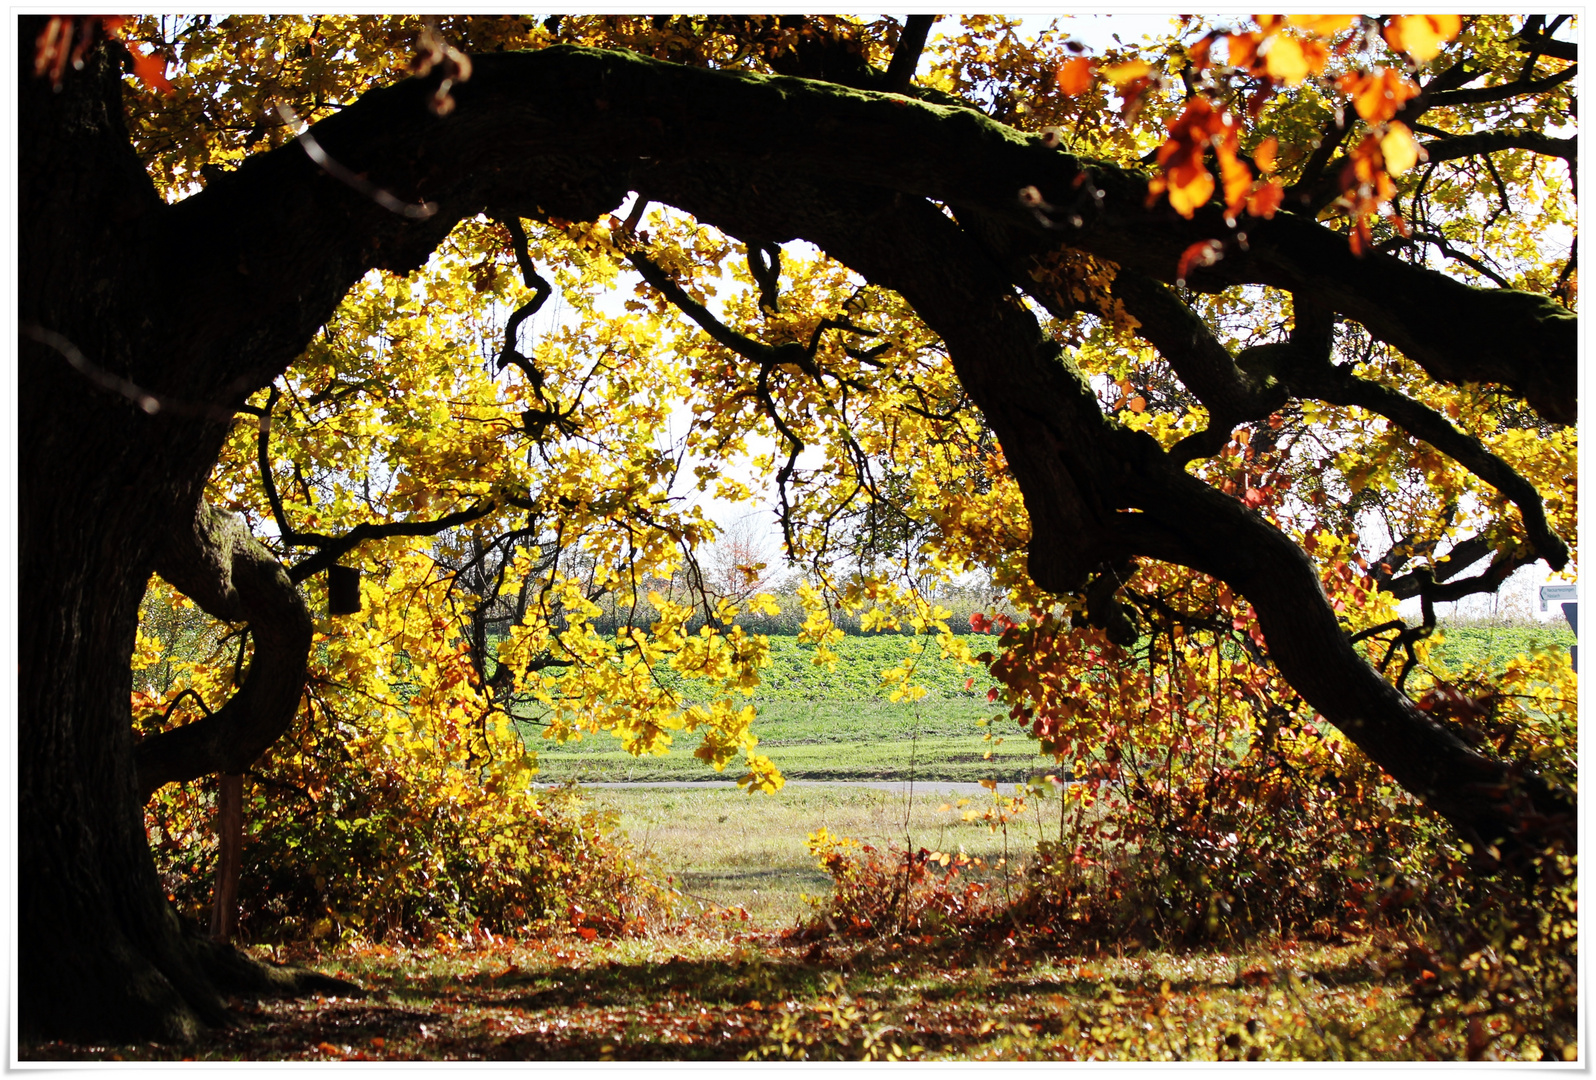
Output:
[{"xmin": 287, "ymin": 500, "xmax": 498, "ymax": 584}]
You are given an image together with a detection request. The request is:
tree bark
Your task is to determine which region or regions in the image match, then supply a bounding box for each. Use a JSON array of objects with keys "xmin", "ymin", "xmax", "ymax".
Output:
[{"xmin": 17, "ymin": 21, "xmax": 347, "ymax": 1045}]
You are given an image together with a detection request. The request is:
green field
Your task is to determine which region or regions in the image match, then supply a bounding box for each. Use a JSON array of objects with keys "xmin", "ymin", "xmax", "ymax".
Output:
[
  {"xmin": 527, "ymin": 634, "xmax": 1047, "ymax": 785},
  {"xmin": 584, "ymin": 784, "xmax": 1041, "ymax": 925},
  {"xmin": 1424, "ymin": 622, "xmax": 1575, "ymax": 670},
  {"xmin": 524, "ymin": 624, "xmax": 1574, "ymax": 786}
]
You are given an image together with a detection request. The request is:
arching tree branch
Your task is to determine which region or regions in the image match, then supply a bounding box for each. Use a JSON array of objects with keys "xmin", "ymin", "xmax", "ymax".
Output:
[
  {"xmin": 164, "ymin": 46, "xmax": 1574, "ymax": 427},
  {"xmin": 134, "ymin": 501, "xmax": 312, "ymax": 800}
]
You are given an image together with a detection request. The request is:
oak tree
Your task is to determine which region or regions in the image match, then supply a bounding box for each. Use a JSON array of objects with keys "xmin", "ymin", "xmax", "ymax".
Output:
[{"xmin": 19, "ymin": 14, "xmax": 1575, "ymax": 1043}]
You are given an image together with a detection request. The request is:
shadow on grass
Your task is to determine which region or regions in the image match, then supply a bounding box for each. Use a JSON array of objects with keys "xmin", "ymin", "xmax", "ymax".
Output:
[{"xmin": 23, "ymin": 927, "xmax": 1407, "ymax": 1062}]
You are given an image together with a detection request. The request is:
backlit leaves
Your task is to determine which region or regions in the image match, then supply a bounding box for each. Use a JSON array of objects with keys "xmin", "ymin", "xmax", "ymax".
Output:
[
  {"xmin": 1383, "ymin": 15, "xmax": 1463, "ymax": 62},
  {"xmin": 1062, "ymin": 15, "xmax": 1468, "ymax": 249}
]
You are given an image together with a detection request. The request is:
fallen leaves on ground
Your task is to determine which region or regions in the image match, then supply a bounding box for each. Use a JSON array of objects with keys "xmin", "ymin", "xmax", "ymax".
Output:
[{"xmin": 23, "ymin": 925, "xmax": 1501, "ymax": 1062}]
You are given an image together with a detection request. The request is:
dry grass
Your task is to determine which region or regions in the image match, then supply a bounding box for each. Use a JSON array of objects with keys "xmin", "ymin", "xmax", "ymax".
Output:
[{"xmin": 587, "ymin": 783, "xmax": 1057, "ymax": 927}]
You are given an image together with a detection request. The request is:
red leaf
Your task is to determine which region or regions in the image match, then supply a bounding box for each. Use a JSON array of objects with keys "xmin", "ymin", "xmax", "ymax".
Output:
[
  {"xmin": 124, "ymin": 40, "xmax": 174, "ymax": 95},
  {"xmin": 1349, "ymin": 216, "xmax": 1373, "ymax": 256},
  {"xmin": 1247, "ymin": 179, "xmax": 1285, "ymax": 218}
]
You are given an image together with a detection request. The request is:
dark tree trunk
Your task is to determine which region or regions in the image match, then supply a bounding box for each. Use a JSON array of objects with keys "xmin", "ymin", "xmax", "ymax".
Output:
[{"xmin": 17, "ymin": 22, "xmax": 343, "ymax": 1045}]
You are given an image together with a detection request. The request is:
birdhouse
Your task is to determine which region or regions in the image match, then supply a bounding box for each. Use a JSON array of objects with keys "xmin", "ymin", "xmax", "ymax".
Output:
[{"xmin": 327, "ymin": 564, "xmax": 361, "ymax": 615}]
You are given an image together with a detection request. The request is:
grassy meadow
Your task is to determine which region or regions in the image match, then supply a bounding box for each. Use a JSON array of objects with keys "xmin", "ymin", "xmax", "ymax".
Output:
[
  {"xmin": 527, "ymin": 633, "xmax": 1047, "ymax": 784},
  {"xmin": 585, "ymin": 783, "xmax": 1054, "ymax": 926},
  {"xmin": 529, "ymin": 622, "xmax": 1574, "ymax": 929},
  {"xmin": 526, "ymin": 623, "xmax": 1575, "ymax": 786}
]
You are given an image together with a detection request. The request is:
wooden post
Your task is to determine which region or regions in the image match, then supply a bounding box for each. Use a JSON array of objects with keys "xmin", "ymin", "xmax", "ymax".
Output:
[{"xmin": 209, "ymin": 773, "xmax": 243, "ymax": 942}]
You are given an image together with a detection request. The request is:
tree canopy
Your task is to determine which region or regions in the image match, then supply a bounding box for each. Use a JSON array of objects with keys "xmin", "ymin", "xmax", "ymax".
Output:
[{"xmin": 18, "ymin": 14, "xmax": 1575, "ymax": 1045}]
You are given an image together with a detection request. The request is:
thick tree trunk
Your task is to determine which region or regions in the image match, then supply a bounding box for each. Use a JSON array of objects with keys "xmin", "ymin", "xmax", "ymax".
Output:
[
  {"xmin": 18, "ymin": 409, "xmax": 226, "ymax": 1043},
  {"xmin": 17, "ymin": 22, "xmax": 343, "ymax": 1046}
]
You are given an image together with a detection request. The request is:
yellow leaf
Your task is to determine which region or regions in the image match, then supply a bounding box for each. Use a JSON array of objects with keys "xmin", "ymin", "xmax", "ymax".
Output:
[
  {"xmin": 1102, "ymin": 60, "xmax": 1152, "ymax": 85},
  {"xmin": 1285, "ymin": 14, "xmax": 1356, "ymax": 36},
  {"xmin": 1384, "ymin": 15, "xmax": 1462, "ymax": 62},
  {"xmin": 1380, "ymin": 121, "xmax": 1422, "ymax": 175},
  {"xmin": 1264, "ymin": 35, "xmax": 1325, "ymax": 85}
]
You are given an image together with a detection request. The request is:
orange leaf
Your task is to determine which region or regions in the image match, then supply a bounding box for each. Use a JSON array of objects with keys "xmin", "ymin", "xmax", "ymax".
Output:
[
  {"xmin": 1127, "ymin": 395, "xmax": 1147, "ymax": 413},
  {"xmin": 1345, "ymin": 133, "xmax": 1386, "ymax": 185},
  {"xmin": 1349, "ymin": 215, "xmax": 1373, "ymax": 256},
  {"xmin": 1253, "ymin": 136, "xmax": 1279, "ymax": 173},
  {"xmin": 1056, "ymin": 56, "xmax": 1093, "ymax": 96},
  {"xmin": 1116, "ymin": 75, "xmax": 1156, "ymax": 121},
  {"xmin": 1217, "ymin": 139, "xmax": 1253, "ymax": 219},
  {"xmin": 1339, "ymin": 68, "xmax": 1419, "ymax": 123},
  {"xmin": 1165, "ymin": 160, "xmax": 1215, "ymax": 217},
  {"xmin": 1226, "ymin": 31, "xmax": 1266, "ymax": 75},
  {"xmin": 124, "ymin": 40, "xmax": 174, "ymax": 95},
  {"xmin": 1188, "ymin": 35, "xmax": 1215, "ymax": 72},
  {"xmin": 1285, "ymin": 14, "xmax": 1357, "ymax": 36},
  {"xmin": 1247, "ymin": 179, "xmax": 1285, "ymax": 218},
  {"xmin": 1153, "ymin": 98, "xmax": 1234, "ymax": 217},
  {"xmin": 1383, "ymin": 14, "xmax": 1462, "ymax": 62}
]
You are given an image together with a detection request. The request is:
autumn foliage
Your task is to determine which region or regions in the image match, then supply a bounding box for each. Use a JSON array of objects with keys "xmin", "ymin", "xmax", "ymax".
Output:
[{"xmin": 16, "ymin": 9, "xmax": 1574, "ymax": 1056}]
